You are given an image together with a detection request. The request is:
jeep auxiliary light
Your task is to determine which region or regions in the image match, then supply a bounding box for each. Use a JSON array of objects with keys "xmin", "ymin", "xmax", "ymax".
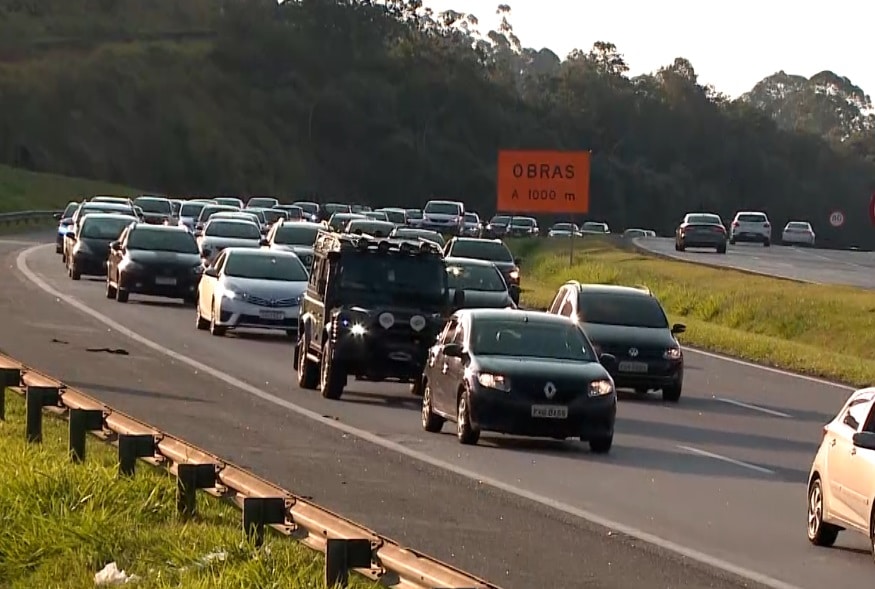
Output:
[
  {"xmin": 409, "ymin": 315, "xmax": 426, "ymax": 331},
  {"xmin": 350, "ymin": 323, "xmax": 367, "ymax": 336},
  {"xmin": 378, "ymin": 312, "xmax": 395, "ymax": 329}
]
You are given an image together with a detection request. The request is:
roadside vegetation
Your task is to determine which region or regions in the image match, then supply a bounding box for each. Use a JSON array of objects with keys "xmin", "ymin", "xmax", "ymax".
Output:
[
  {"xmin": 0, "ymin": 391, "xmax": 377, "ymax": 589},
  {"xmin": 0, "ymin": 163, "xmax": 140, "ymax": 212},
  {"xmin": 514, "ymin": 238, "xmax": 875, "ymax": 387}
]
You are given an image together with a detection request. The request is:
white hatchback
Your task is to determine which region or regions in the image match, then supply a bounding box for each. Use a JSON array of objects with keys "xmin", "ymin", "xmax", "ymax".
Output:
[
  {"xmin": 807, "ymin": 387, "xmax": 875, "ymax": 559},
  {"xmin": 781, "ymin": 221, "xmax": 815, "ymax": 246}
]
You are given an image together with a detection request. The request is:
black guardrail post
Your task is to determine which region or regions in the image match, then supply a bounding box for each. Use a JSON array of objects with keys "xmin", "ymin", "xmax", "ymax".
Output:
[
  {"xmin": 325, "ymin": 538, "xmax": 372, "ymax": 588},
  {"xmin": 242, "ymin": 497, "xmax": 286, "ymax": 547},
  {"xmin": 68, "ymin": 408, "xmax": 104, "ymax": 462},
  {"xmin": 25, "ymin": 384, "xmax": 60, "ymax": 443},
  {"xmin": 176, "ymin": 463, "xmax": 217, "ymax": 518},
  {"xmin": 0, "ymin": 366, "xmax": 22, "ymax": 420},
  {"xmin": 117, "ymin": 434, "xmax": 156, "ymax": 476}
]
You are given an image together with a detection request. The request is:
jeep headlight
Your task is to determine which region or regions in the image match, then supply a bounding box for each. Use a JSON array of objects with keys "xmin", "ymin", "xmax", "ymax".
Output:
[
  {"xmin": 477, "ymin": 372, "xmax": 510, "ymax": 392},
  {"xmin": 589, "ymin": 379, "xmax": 614, "ymax": 397},
  {"xmin": 350, "ymin": 323, "xmax": 367, "ymax": 336}
]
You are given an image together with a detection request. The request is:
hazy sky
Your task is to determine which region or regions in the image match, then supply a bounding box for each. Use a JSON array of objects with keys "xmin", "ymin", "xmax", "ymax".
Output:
[{"xmin": 420, "ymin": 0, "xmax": 875, "ymax": 99}]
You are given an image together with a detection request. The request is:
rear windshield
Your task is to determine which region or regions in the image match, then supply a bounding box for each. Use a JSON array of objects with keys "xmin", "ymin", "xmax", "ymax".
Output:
[
  {"xmin": 448, "ymin": 240, "xmax": 513, "ymax": 263},
  {"xmin": 786, "ymin": 222, "xmax": 810, "ymax": 230},
  {"xmin": 198, "ymin": 206, "xmax": 236, "ymax": 222},
  {"xmin": 510, "ymin": 217, "xmax": 535, "ymax": 227},
  {"xmin": 464, "ymin": 213, "xmax": 479, "ymax": 223},
  {"xmin": 214, "ymin": 198, "xmax": 242, "ymax": 208},
  {"xmin": 224, "ymin": 252, "xmax": 308, "ymax": 281},
  {"xmin": 583, "ymin": 222, "xmax": 608, "ymax": 232},
  {"xmin": 686, "ymin": 214, "xmax": 722, "ymax": 224},
  {"xmin": 80, "ymin": 216, "xmax": 135, "ymax": 239},
  {"xmin": 261, "ymin": 209, "xmax": 288, "ymax": 224},
  {"xmin": 247, "ymin": 198, "xmax": 277, "ymax": 208},
  {"xmin": 446, "ymin": 263, "xmax": 506, "ymax": 292},
  {"xmin": 274, "ymin": 224, "xmax": 319, "ymax": 246},
  {"xmin": 179, "ymin": 202, "xmax": 206, "ymax": 218},
  {"xmin": 578, "ymin": 293, "xmax": 668, "ymax": 329},
  {"xmin": 491, "ymin": 215, "xmax": 510, "ymax": 225},
  {"xmin": 366, "ymin": 212, "xmax": 389, "ymax": 220},
  {"xmin": 424, "ymin": 202, "xmax": 462, "ymax": 215},
  {"xmin": 294, "ymin": 202, "xmax": 318, "ymax": 215},
  {"xmin": 737, "ymin": 213, "xmax": 767, "ymax": 222},
  {"xmin": 406, "ymin": 209, "xmax": 423, "ymax": 219},
  {"xmin": 553, "ymin": 223, "xmax": 576, "ymax": 231},
  {"xmin": 205, "ymin": 221, "xmax": 261, "ymax": 239},
  {"xmin": 134, "ymin": 198, "xmax": 172, "ymax": 214},
  {"xmin": 324, "ymin": 203, "xmax": 351, "ymax": 214},
  {"xmin": 347, "ymin": 220, "xmax": 395, "ymax": 236},
  {"xmin": 127, "ymin": 228, "xmax": 198, "ymax": 253}
]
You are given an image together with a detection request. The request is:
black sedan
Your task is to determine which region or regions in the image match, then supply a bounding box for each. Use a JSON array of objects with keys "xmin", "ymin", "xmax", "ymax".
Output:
[
  {"xmin": 65, "ymin": 213, "xmax": 138, "ymax": 279},
  {"xmin": 419, "ymin": 309, "xmax": 617, "ymax": 452}
]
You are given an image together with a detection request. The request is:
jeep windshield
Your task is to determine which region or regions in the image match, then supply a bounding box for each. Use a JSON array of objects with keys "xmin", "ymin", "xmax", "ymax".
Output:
[{"xmin": 336, "ymin": 252, "xmax": 448, "ymax": 307}]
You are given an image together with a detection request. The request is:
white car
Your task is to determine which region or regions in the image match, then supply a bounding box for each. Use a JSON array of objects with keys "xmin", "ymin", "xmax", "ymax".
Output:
[
  {"xmin": 581, "ymin": 221, "xmax": 610, "ymax": 234},
  {"xmin": 782, "ymin": 221, "xmax": 815, "ymax": 246},
  {"xmin": 421, "ymin": 199, "xmax": 465, "ymax": 235},
  {"xmin": 548, "ymin": 223, "xmax": 581, "ymax": 237},
  {"xmin": 196, "ymin": 248, "xmax": 308, "ymax": 337},
  {"xmin": 729, "ymin": 211, "xmax": 771, "ymax": 246},
  {"xmin": 197, "ymin": 218, "xmax": 265, "ymax": 263},
  {"xmin": 807, "ymin": 387, "xmax": 875, "ymax": 557}
]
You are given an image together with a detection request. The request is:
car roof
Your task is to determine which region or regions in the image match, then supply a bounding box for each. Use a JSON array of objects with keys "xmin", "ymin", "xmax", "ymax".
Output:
[
  {"xmin": 734, "ymin": 210, "xmax": 767, "ymax": 216},
  {"xmin": 450, "ymin": 237, "xmax": 504, "ymax": 244},
  {"xmin": 134, "ymin": 195, "xmax": 169, "ymax": 201},
  {"xmin": 81, "ymin": 202, "xmax": 131, "ymax": 210},
  {"xmin": 279, "ymin": 220, "xmax": 322, "ymax": 229},
  {"xmin": 131, "ymin": 223, "xmax": 188, "ymax": 232},
  {"xmin": 207, "ymin": 217, "xmax": 258, "ymax": 223},
  {"xmin": 426, "ymin": 199, "xmax": 462, "ymax": 204},
  {"xmin": 223, "ymin": 247, "xmax": 297, "ymax": 257},
  {"xmin": 570, "ymin": 283, "xmax": 653, "ymax": 297},
  {"xmin": 458, "ymin": 308, "xmax": 574, "ymax": 324},
  {"xmin": 445, "ymin": 256, "xmax": 498, "ymax": 267},
  {"xmin": 348, "ymin": 219, "xmax": 395, "ymax": 228},
  {"xmin": 80, "ymin": 213, "xmax": 137, "ymax": 221}
]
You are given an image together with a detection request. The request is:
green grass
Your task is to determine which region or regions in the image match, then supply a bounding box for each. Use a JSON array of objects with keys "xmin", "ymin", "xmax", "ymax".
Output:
[
  {"xmin": 0, "ymin": 391, "xmax": 378, "ymax": 589},
  {"xmin": 513, "ymin": 237, "xmax": 875, "ymax": 387},
  {"xmin": 0, "ymin": 164, "xmax": 141, "ymax": 213}
]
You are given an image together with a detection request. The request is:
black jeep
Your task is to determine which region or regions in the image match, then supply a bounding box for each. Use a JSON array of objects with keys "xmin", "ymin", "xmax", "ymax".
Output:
[{"xmin": 294, "ymin": 230, "xmax": 462, "ymax": 400}]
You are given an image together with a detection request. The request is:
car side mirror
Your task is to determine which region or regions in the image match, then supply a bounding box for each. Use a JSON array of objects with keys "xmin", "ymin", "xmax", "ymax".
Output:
[
  {"xmin": 203, "ymin": 267, "xmax": 219, "ymax": 278},
  {"xmin": 671, "ymin": 323, "xmax": 686, "ymax": 335},
  {"xmin": 53, "ymin": 212, "xmax": 62, "ymax": 220},
  {"xmin": 598, "ymin": 353, "xmax": 617, "ymax": 371},
  {"xmin": 443, "ymin": 342, "xmax": 464, "ymax": 357},
  {"xmin": 109, "ymin": 241, "xmax": 121, "ymax": 251},
  {"xmin": 452, "ymin": 289, "xmax": 465, "ymax": 308},
  {"xmin": 852, "ymin": 432, "xmax": 875, "ymax": 451}
]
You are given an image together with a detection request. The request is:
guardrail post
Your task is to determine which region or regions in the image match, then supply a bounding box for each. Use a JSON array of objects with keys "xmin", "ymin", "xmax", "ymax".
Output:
[
  {"xmin": 68, "ymin": 409, "xmax": 104, "ymax": 462},
  {"xmin": 0, "ymin": 366, "xmax": 22, "ymax": 420},
  {"xmin": 325, "ymin": 538, "xmax": 372, "ymax": 588},
  {"xmin": 176, "ymin": 463, "xmax": 216, "ymax": 518},
  {"xmin": 25, "ymin": 385, "xmax": 60, "ymax": 443},
  {"xmin": 242, "ymin": 497, "xmax": 286, "ymax": 547},
  {"xmin": 118, "ymin": 434, "xmax": 156, "ymax": 476}
]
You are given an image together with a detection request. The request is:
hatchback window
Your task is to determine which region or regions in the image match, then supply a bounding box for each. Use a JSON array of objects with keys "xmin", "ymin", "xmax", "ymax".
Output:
[
  {"xmin": 786, "ymin": 222, "xmax": 810, "ymax": 230},
  {"xmin": 578, "ymin": 293, "xmax": 669, "ymax": 329}
]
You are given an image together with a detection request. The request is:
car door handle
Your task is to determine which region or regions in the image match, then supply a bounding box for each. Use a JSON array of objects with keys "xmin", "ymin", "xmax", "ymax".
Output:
[
  {"xmin": 851, "ymin": 447, "xmax": 857, "ymax": 455},
  {"xmin": 442, "ymin": 363, "xmax": 448, "ymax": 374},
  {"xmin": 830, "ymin": 438, "xmax": 836, "ymax": 447}
]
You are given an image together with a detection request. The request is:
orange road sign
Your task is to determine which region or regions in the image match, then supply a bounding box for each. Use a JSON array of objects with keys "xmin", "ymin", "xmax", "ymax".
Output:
[{"xmin": 496, "ymin": 150, "xmax": 591, "ymax": 214}]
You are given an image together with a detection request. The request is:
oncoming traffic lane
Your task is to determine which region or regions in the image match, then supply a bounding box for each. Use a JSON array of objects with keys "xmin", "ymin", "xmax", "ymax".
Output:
[{"xmin": 14, "ymin": 240, "xmax": 874, "ymax": 589}]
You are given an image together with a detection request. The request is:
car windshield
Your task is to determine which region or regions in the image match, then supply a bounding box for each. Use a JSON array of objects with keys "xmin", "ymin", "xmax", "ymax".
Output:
[
  {"xmin": 510, "ymin": 217, "xmax": 535, "ymax": 227},
  {"xmin": 179, "ymin": 202, "xmax": 206, "ymax": 218},
  {"xmin": 470, "ymin": 318, "xmax": 595, "ymax": 361},
  {"xmin": 336, "ymin": 252, "xmax": 448, "ymax": 306},
  {"xmin": 464, "ymin": 213, "xmax": 479, "ymax": 223},
  {"xmin": 279, "ymin": 206, "xmax": 303, "ymax": 219},
  {"xmin": 62, "ymin": 203, "xmax": 79, "ymax": 219},
  {"xmin": 80, "ymin": 216, "xmax": 135, "ymax": 239},
  {"xmin": 347, "ymin": 220, "xmax": 394, "ymax": 236},
  {"xmin": 491, "ymin": 215, "xmax": 510, "ymax": 225},
  {"xmin": 224, "ymin": 252, "xmax": 307, "ymax": 281},
  {"xmin": 248, "ymin": 198, "xmax": 277, "ymax": 208},
  {"xmin": 329, "ymin": 214, "xmax": 361, "ymax": 230},
  {"xmin": 446, "ymin": 264, "xmax": 506, "ymax": 292},
  {"xmin": 127, "ymin": 229, "xmax": 198, "ymax": 253},
  {"xmin": 383, "ymin": 210, "xmax": 406, "ymax": 223},
  {"xmin": 294, "ymin": 202, "xmax": 318, "ymax": 215},
  {"xmin": 787, "ymin": 222, "xmax": 810, "ymax": 230},
  {"xmin": 274, "ymin": 224, "xmax": 319, "ymax": 245},
  {"xmin": 449, "ymin": 240, "xmax": 513, "ymax": 263},
  {"xmin": 424, "ymin": 202, "xmax": 462, "ymax": 215},
  {"xmin": 391, "ymin": 229, "xmax": 445, "ymax": 246},
  {"xmin": 553, "ymin": 223, "xmax": 575, "ymax": 231},
  {"xmin": 686, "ymin": 214, "xmax": 721, "ymax": 224},
  {"xmin": 205, "ymin": 221, "xmax": 261, "ymax": 239},
  {"xmin": 406, "ymin": 209, "xmax": 423, "ymax": 219},
  {"xmin": 578, "ymin": 293, "xmax": 669, "ymax": 328},
  {"xmin": 737, "ymin": 213, "xmax": 767, "ymax": 222},
  {"xmin": 134, "ymin": 198, "xmax": 172, "ymax": 214}
]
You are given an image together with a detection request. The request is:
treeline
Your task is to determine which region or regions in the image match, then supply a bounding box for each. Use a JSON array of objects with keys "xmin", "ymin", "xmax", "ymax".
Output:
[{"xmin": 0, "ymin": 0, "xmax": 873, "ymax": 246}]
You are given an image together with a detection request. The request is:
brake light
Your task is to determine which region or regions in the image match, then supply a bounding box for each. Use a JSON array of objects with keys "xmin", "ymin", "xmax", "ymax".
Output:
[
  {"xmin": 763, "ymin": 222, "xmax": 770, "ymax": 228},
  {"xmin": 731, "ymin": 221, "xmax": 739, "ymax": 227},
  {"xmin": 713, "ymin": 226, "xmax": 725, "ymax": 233}
]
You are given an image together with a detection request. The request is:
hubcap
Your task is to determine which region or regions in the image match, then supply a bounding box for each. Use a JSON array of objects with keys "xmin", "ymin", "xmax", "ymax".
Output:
[
  {"xmin": 321, "ymin": 348, "xmax": 329, "ymax": 389},
  {"xmin": 808, "ymin": 483, "xmax": 822, "ymax": 537},
  {"xmin": 421, "ymin": 386, "xmax": 431, "ymax": 426},
  {"xmin": 457, "ymin": 396, "xmax": 466, "ymax": 436}
]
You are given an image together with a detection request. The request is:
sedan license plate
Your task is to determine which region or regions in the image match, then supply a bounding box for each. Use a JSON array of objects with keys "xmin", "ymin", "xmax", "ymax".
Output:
[
  {"xmin": 154, "ymin": 277, "xmax": 177, "ymax": 286},
  {"xmin": 531, "ymin": 405, "xmax": 568, "ymax": 419},
  {"xmin": 259, "ymin": 310, "xmax": 284, "ymax": 321},
  {"xmin": 618, "ymin": 361, "xmax": 648, "ymax": 373}
]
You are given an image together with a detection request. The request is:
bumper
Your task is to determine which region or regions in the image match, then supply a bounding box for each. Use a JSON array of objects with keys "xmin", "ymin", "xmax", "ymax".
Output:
[
  {"xmin": 608, "ymin": 362, "xmax": 683, "ymax": 389},
  {"xmin": 120, "ymin": 271, "xmax": 200, "ymax": 298},
  {"xmin": 216, "ymin": 299, "xmax": 299, "ymax": 331},
  {"xmin": 461, "ymin": 225, "xmax": 481, "ymax": 236},
  {"xmin": 679, "ymin": 236, "xmax": 725, "ymax": 247},
  {"xmin": 731, "ymin": 232, "xmax": 769, "ymax": 243},
  {"xmin": 71, "ymin": 254, "xmax": 108, "ymax": 276},
  {"xmin": 333, "ymin": 334, "xmax": 430, "ymax": 381},
  {"xmin": 782, "ymin": 235, "xmax": 814, "ymax": 245},
  {"xmin": 469, "ymin": 387, "xmax": 616, "ymax": 439}
]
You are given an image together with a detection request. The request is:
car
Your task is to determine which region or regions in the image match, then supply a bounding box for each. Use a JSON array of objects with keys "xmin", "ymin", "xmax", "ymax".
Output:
[
  {"xmin": 295, "ymin": 230, "xmax": 457, "ymax": 400},
  {"xmin": 196, "ymin": 248, "xmax": 307, "ymax": 338},
  {"xmin": 505, "ymin": 216, "xmax": 539, "ymax": 237},
  {"xmin": 581, "ymin": 221, "xmax": 610, "ymax": 234},
  {"xmin": 405, "ymin": 208, "xmax": 423, "ymax": 227},
  {"xmin": 246, "ymin": 196, "xmax": 279, "ymax": 209},
  {"xmin": 388, "ymin": 227, "xmax": 446, "ymax": 247},
  {"xmin": 443, "ymin": 237, "xmax": 521, "ymax": 305},
  {"xmin": 213, "ymin": 196, "xmax": 244, "ymax": 209},
  {"xmin": 177, "ymin": 200, "xmax": 211, "ymax": 233},
  {"xmin": 319, "ymin": 203, "xmax": 352, "ymax": 222},
  {"xmin": 674, "ymin": 212, "xmax": 727, "ymax": 253},
  {"xmin": 546, "ymin": 282, "xmax": 685, "ymax": 401},
  {"xmin": 64, "ymin": 202, "xmax": 141, "ymax": 264},
  {"xmin": 274, "ymin": 204, "xmax": 304, "ymax": 222},
  {"xmin": 364, "ymin": 211, "xmax": 390, "ymax": 221},
  {"xmin": 418, "ymin": 309, "xmax": 617, "ymax": 451},
  {"xmin": 376, "ymin": 207, "xmax": 408, "ymax": 226},
  {"xmin": 623, "ymin": 228, "xmax": 655, "ymax": 239},
  {"xmin": 730, "ymin": 211, "xmax": 771, "ymax": 246},
  {"xmin": 484, "ymin": 214, "xmax": 511, "ymax": 239},
  {"xmin": 782, "ymin": 221, "xmax": 815, "ymax": 246},
  {"xmin": 105, "ymin": 223, "xmax": 204, "ymax": 304},
  {"xmin": 548, "ymin": 222, "xmax": 581, "ymax": 237},
  {"xmin": 193, "ymin": 204, "xmax": 239, "ymax": 236},
  {"xmin": 197, "ymin": 218, "xmax": 266, "ymax": 263},
  {"xmin": 90, "ymin": 195, "xmax": 134, "ymax": 205},
  {"xmin": 65, "ymin": 213, "xmax": 137, "ymax": 280},
  {"xmin": 344, "ymin": 218, "xmax": 396, "ymax": 237},
  {"xmin": 250, "ymin": 207, "xmax": 289, "ymax": 229},
  {"xmin": 264, "ymin": 220, "xmax": 321, "ymax": 270},
  {"xmin": 421, "ymin": 199, "xmax": 465, "ymax": 235},
  {"xmin": 326, "ymin": 212, "xmax": 366, "ymax": 232},
  {"xmin": 55, "ymin": 201, "xmax": 80, "ymax": 253},
  {"xmin": 133, "ymin": 196, "xmax": 176, "ymax": 225},
  {"xmin": 807, "ymin": 387, "xmax": 875, "ymax": 557},
  {"xmin": 445, "ymin": 256, "xmax": 518, "ymax": 309},
  {"xmin": 461, "ymin": 212, "xmax": 482, "ymax": 237},
  {"xmin": 292, "ymin": 201, "xmax": 320, "ymax": 222}
]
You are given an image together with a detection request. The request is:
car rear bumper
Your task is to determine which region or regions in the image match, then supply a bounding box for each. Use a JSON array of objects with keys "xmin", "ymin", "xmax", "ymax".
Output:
[{"xmin": 731, "ymin": 232, "xmax": 769, "ymax": 242}]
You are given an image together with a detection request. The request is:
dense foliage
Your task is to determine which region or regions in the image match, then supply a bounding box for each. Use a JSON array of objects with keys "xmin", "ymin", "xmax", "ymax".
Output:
[{"xmin": 1, "ymin": 0, "xmax": 873, "ymax": 246}]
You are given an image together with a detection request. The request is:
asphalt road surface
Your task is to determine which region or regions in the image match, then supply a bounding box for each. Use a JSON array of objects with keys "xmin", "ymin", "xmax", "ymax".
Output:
[
  {"xmin": 634, "ymin": 237, "xmax": 875, "ymax": 289},
  {"xmin": 2, "ymin": 235, "xmax": 870, "ymax": 589}
]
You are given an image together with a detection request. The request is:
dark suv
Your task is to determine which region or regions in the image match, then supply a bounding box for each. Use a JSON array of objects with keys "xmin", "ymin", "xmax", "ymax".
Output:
[
  {"xmin": 295, "ymin": 230, "xmax": 462, "ymax": 400},
  {"xmin": 443, "ymin": 237, "xmax": 521, "ymax": 305}
]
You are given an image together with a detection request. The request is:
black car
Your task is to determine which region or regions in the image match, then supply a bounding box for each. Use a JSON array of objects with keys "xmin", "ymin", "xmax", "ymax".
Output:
[
  {"xmin": 65, "ymin": 213, "xmax": 138, "ymax": 279},
  {"xmin": 295, "ymin": 230, "xmax": 461, "ymax": 400},
  {"xmin": 64, "ymin": 202, "xmax": 141, "ymax": 265},
  {"xmin": 419, "ymin": 309, "xmax": 617, "ymax": 452},
  {"xmin": 546, "ymin": 282, "xmax": 685, "ymax": 401},
  {"xmin": 675, "ymin": 212, "xmax": 727, "ymax": 253},
  {"xmin": 106, "ymin": 223, "xmax": 204, "ymax": 304},
  {"xmin": 443, "ymin": 237, "xmax": 521, "ymax": 305},
  {"xmin": 445, "ymin": 256, "xmax": 518, "ymax": 309},
  {"xmin": 55, "ymin": 201, "xmax": 80, "ymax": 254},
  {"xmin": 484, "ymin": 214, "xmax": 511, "ymax": 239},
  {"xmin": 133, "ymin": 196, "xmax": 176, "ymax": 225}
]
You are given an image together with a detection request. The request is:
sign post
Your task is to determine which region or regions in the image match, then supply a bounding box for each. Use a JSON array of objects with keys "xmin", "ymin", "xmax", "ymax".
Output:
[
  {"xmin": 496, "ymin": 150, "xmax": 591, "ymax": 266},
  {"xmin": 829, "ymin": 210, "xmax": 845, "ymax": 228},
  {"xmin": 869, "ymin": 193, "xmax": 875, "ymax": 226}
]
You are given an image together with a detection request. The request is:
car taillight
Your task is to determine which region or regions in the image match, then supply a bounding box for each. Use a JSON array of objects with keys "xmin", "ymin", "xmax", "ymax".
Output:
[
  {"xmin": 731, "ymin": 221, "xmax": 739, "ymax": 227},
  {"xmin": 763, "ymin": 222, "xmax": 770, "ymax": 228},
  {"xmin": 713, "ymin": 226, "xmax": 725, "ymax": 233}
]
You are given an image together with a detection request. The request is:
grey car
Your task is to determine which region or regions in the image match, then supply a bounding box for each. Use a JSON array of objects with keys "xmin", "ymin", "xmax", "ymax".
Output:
[
  {"xmin": 265, "ymin": 221, "xmax": 321, "ymax": 270},
  {"xmin": 675, "ymin": 212, "xmax": 727, "ymax": 253},
  {"xmin": 197, "ymin": 218, "xmax": 266, "ymax": 263}
]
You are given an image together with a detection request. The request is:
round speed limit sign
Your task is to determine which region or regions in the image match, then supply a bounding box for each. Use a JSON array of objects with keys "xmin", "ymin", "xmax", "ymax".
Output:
[{"xmin": 829, "ymin": 210, "xmax": 845, "ymax": 227}]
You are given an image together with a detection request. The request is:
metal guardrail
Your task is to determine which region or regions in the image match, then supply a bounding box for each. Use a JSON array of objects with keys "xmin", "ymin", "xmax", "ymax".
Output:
[
  {"xmin": 0, "ymin": 210, "xmax": 62, "ymax": 226},
  {"xmin": 0, "ymin": 353, "xmax": 499, "ymax": 589}
]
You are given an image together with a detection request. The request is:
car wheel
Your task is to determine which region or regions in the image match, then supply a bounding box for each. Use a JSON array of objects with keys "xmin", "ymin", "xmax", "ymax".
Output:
[
  {"xmin": 69, "ymin": 263, "xmax": 81, "ymax": 280},
  {"xmin": 807, "ymin": 478, "xmax": 839, "ymax": 546},
  {"xmin": 763, "ymin": 239, "xmax": 770, "ymax": 247},
  {"xmin": 662, "ymin": 382, "xmax": 682, "ymax": 402},
  {"xmin": 729, "ymin": 238, "xmax": 736, "ymax": 245},
  {"xmin": 116, "ymin": 287, "xmax": 129, "ymax": 303},
  {"xmin": 296, "ymin": 334, "xmax": 319, "ymax": 390},
  {"xmin": 456, "ymin": 391, "xmax": 480, "ymax": 445},
  {"xmin": 209, "ymin": 301, "xmax": 226, "ymax": 336},
  {"xmin": 421, "ymin": 382, "xmax": 444, "ymax": 433},
  {"xmin": 716, "ymin": 244, "xmax": 726, "ymax": 254},
  {"xmin": 588, "ymin": 435, "xmax": 613, "ymax": 454},
  {"xmin": 319, "ymin": 341, "xmax": 344, "ymax": 400},
  {"xmin": 195, "ymin": 301, "xmax": 209, "ymax": 330}
]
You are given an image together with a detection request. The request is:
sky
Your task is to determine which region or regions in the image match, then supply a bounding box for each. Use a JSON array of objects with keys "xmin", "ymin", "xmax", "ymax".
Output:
[{"xmin": 420, "ymin": 0, "xmax": 875, "ymax": 99}]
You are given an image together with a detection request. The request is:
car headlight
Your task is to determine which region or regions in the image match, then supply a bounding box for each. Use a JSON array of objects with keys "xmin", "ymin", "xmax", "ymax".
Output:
[
  {"xmin": 477, "ymin": 372, "xmax": 511, "ymax": 392},
  {"xmin": 509, "ymin": 269, "xmax": 520, "ymax": 280},
  {"xmin": 664, "ymin": 347, "xmax": 682, "ymax": 360},
  {"xmin": 589, "ymin": 379, "xmax": 614, "ymax": 397},
  {"xmin": 221, "ymin": 286, "xmax": 242, "ymax": 299},
  {"xmin": 118, "ymin": 258, "xmax": 141, "ymax": 272},
  {"xmin": 350, "ymin": 323, "xmax": 367, "ymax": 336}
]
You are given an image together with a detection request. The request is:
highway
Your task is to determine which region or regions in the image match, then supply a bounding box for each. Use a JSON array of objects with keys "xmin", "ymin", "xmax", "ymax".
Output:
[
  {"xmin": 2, "ymin": 235, "xmax": 870, "ymax": 589},
  {"xmin": 634, "ymin": 237, "xmax": 875, "ymax": 288}
]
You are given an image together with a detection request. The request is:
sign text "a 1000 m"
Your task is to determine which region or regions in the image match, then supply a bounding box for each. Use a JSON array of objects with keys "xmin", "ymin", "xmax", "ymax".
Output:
[{"xmin": 496, "ymin": 150, "xmax": 591, "ymax": 214}]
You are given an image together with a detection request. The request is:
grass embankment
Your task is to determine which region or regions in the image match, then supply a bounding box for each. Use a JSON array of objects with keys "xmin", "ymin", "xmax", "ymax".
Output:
[
  {"xmin": 514, "ymin": 237, "xmax": 875, "ymax": 387},
  {"xmin": 0, "ymin": 392, "xmax": 377, "ymax": 589},
  {"xmin": 0, "ymin": 164, "xmax": 140, "ymax": 212}
]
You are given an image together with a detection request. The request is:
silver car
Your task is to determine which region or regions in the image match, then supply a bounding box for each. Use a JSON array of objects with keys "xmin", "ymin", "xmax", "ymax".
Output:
[
  {"xmin": 264, "ymin": 221, "xmax": 321, "ymax": 270},
  {"xmin": 197, "ymin": 218, "xmax": 265, "ymax": 263},
  {"xmin": 782, "ymin": 221, "xmax": 815, "ymax": 246},
  {"xmin": 177, "ymin": 200, "xmax": 212, "ymax": 232},
  {"xmin": 548, "ymin": 222, "xmax": 581, "ymax": 237},
  {"xmin": 462, "ymin": 212, "xmax": 482, "ymax": 237},
  {"xmin": 196, "ymin": 248, "xmax": 308, "ymax": 337}
]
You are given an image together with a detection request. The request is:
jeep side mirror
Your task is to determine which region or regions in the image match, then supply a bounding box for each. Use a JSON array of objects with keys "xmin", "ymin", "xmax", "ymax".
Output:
[
  {"xmin": 443, "ymin": 342, "xmax": 464, "ymax": 357},
  {"xmin": 109, "ymin": 241, "xmax": 121, "ymax": 251},
  {"xmin": 452, "ymin": 289, "xmax": 465, "ymax": 308},
  {"xmin": 203, "ymin": 267, "xmax": 219, "ymax": 278},
  {"xmin": 671, "ymin": 323, "xmax": 686, "ymax": 335}
]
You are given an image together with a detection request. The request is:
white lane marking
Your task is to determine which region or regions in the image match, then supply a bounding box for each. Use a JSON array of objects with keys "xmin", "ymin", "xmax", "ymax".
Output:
[
  {"xmin": 677, "ymin": 445, "xmax": 775, "ymax": 475},
  {"xmin": 715, "ymin": 397, "xmax": 792, "ymax": 418},
  {"xmin": 0, "ymin": 238, "xmax": 40, "ymax": 245},
  {"xmin": 16, "ymin": 243, "xmax": 802, "ymax": 589}
]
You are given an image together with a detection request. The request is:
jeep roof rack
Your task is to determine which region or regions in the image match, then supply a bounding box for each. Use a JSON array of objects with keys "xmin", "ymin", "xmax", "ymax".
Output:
[{"xmin": 315, "ymin": 229, "xmax": 444, "ymax": 257}]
